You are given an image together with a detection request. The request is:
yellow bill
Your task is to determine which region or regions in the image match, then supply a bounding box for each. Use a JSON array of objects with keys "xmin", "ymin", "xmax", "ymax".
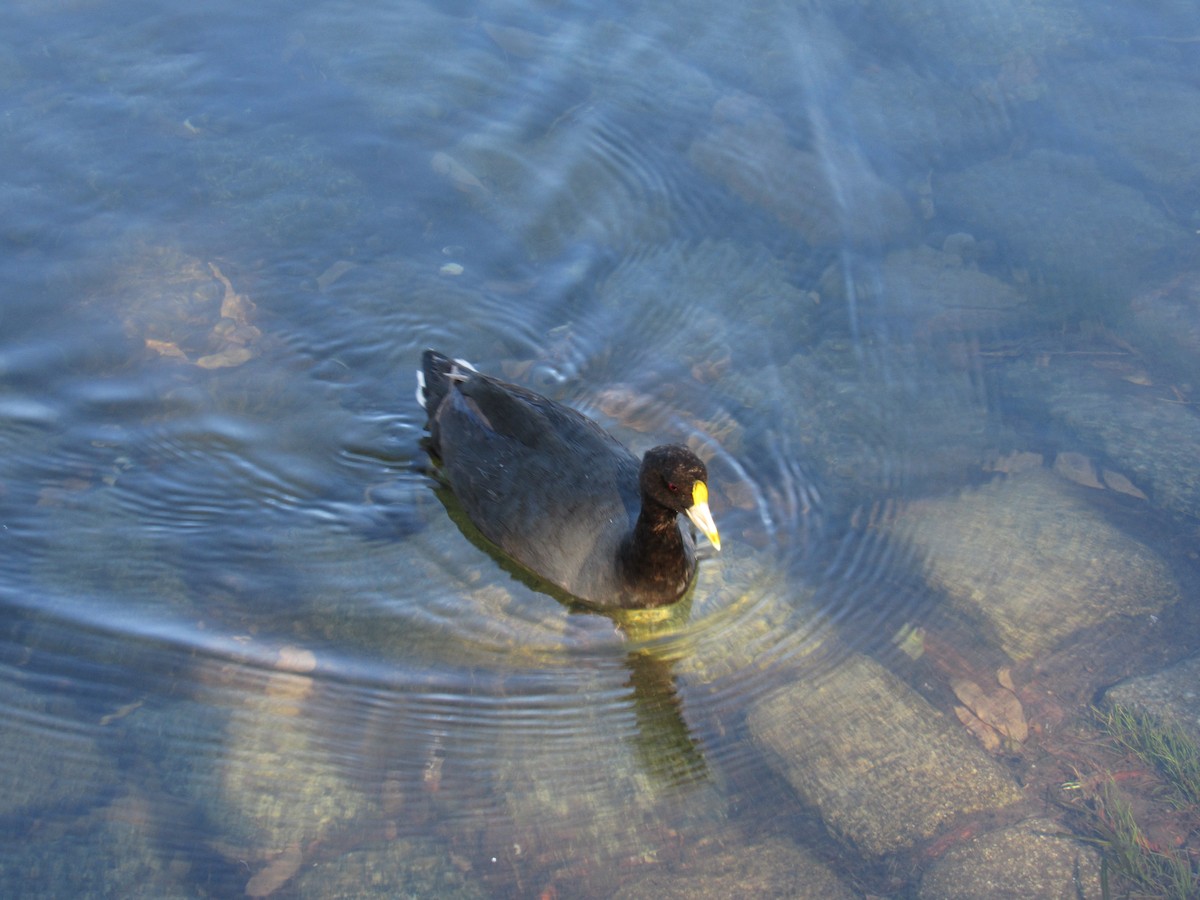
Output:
[{"xmin": 686, "ymin": 481, "xmax": 721, "ymax": 551}]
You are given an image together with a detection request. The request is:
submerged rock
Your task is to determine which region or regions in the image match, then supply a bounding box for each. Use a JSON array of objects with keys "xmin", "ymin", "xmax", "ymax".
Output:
[
  {"xmin": 0, "ymin": 681, "xmax": 119, "ymax": 819},
  {"xmin": 1127, "ymin": 270, "xmax": 1200, "ymax": 387},
  {"xmin": 612, "ymin": 836, "xmax": 857, "ymax": 900},
  {"xmin": 474, "ymin": 675, "xmax": 727, "ymax": 892},
  {"xmin": 836, "ymin": 65, "xmax": 1018, "ymax": 167},
  {"xmin": 431, "ymin": 19, "xmax": 719, "ymax": 262},
  {"xmin": 1104, "ymin": 653, "xmax": 1200, "ymax": 746},
  {"xmin": 918, "ymin": 817, "xmax": 1102, "ymax": 900},
  {"xmin": 935, "ymin": 150, "xmax": 1191, "ymax": 315},
  {"xmin": 672, "ymin": 563, "xmax": 817, "ymax": 687},
  {"xmin": 190, "ymin": 126, "xmax": 365, "ymax": 249},
  {"xmin": 773, "ymin": 338, "xmax": 1007, "ymax": 513},
  {"xmin": 867, "ymin": 0, "xmax": 1090, "ymax": 68},
  {"xmin": 748, "ymin": 653, "xmax": 1022, "ymax": 858},
  {"xmin": 689, "ymin": 92, "xmax": 915, "ymax": 248},
  {"xmin": 819, "ymin": 243, "xmax": 1034, "ymax": 338},
  {"xmin": 177, "ymin": 652, "xmax": 381, "ymax": 893},
  {"xmin": 1003, "ymin": 352, "xmax": 1200, "ymax": 526},
  {"xmin": 88, "ymin": 244, "xmax": 264, "ymax": 370},
  {"xmin": 297, "ymin": 2, "xmax": 511, "ymax": 125},
  {"xmin": 0, "ymin": 814, "xmax": 193, "ymax": 900},
  {"xmin": 888, "ymin": 469, "xmax": 1179, "ymax": 660},
  {"xmin": 293, "ymin": 838, "xmax": 487, "ymax": 900},
  {"xmin": 1046, "ymin": 60, "xmax": 1200, "ymax": 198}
]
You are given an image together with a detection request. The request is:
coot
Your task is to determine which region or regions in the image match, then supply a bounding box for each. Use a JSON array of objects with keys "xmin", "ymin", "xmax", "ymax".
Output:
[{"xmin": 417, "ymin": 350, "xmax": 720, "ymax": 609}]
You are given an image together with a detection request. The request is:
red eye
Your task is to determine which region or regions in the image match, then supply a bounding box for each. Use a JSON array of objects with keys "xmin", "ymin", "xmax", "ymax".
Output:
[{"xmin": 666, "ymin": 481, "xmax": 678, "ymax": 492}]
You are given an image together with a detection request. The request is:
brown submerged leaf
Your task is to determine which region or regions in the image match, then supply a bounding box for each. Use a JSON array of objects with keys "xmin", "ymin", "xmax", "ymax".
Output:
[
  {"xmin": 99, "ymin": 699, "xmax": 144, "ymax": 726},
  {"xmin": 955, "ymin": 704, "xmax": 1001, "ymax": 753},
  {"xmin": 245, "ymin": 842, "xmax": 303, "ymax": 897},
  {"xmin": 195, "ymin": 346, "xmax": 255, "ymax": 369},
  {"xmin": 315, "ymin": 260, "xmax": 358, "ymax": 291},
  {"xmin": 1053, "ymin": 451, "xmax": 1104, "ymax": 489},
  {"xmin": 210, "ymin": 262, "xmax": 256, "ymax": 324},
  {"xmin": 996, "ymin": 666, "xmax": 1016, "ymax": 693},
  {"xmin": 146, "ymin": 338, "xmax": 188, "ymax": 361},
  {"xmin": 952, "ymin": 676, "xmax": 1028, "ymax": 745},
  {"xmin": 1101, "ymin": 468, "xmax": 1148, "ymax": 500},
  {"xmin": 431, "ymin": 151, "xmax": 491, "ymax": 199},
  {"xmin": 985, "ymin": 450, "xmax": 1043, "ymax": 474},
  {"xmin": 482, "ymin": 21, "xmax": 543, "ymax": 59},
  {"xmin": 275, "ymin": 645, "xmax": 317, "ymax": 673}
]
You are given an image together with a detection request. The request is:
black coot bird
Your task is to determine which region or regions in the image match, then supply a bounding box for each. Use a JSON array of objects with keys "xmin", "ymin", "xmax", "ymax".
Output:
[{"xmin": 417, "ymin": 350, "xmax": 720, "ymax": 609}]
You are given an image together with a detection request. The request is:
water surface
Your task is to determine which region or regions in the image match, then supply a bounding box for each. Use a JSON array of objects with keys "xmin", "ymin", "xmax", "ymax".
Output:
[{"xmin": 2, "ymin": 0, "xmax": 1199, "ymax": 896}]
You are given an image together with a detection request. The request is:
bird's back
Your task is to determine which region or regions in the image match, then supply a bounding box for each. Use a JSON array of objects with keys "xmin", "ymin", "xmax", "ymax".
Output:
[{"xmin": 421, "ymin": 352, "xmax": 653, "ymax": 603}]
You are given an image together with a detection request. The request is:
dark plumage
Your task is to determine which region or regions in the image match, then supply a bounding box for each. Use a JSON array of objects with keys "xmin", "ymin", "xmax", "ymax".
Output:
[{"xmin": 417, "ymin": 350, "xmax": 720, "ymax": 609}]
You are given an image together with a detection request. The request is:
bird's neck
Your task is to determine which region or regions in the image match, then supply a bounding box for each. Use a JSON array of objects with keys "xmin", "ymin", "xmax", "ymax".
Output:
[{"xmin": 619, "ymin": 502, "xmax": 692, "ymax": 606}]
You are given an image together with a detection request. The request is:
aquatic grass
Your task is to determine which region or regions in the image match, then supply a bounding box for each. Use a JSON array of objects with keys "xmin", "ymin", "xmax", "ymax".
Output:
[
  {"xmin": 1096, "ymin": 779, "xmax": 1197, "ymax": 900},
  {"xmin": 1062, "ymin": 775, "xmax": 1198, "ymax": 900},
  {"xmin": 1057, "ymin": 705, "xmax": 1200, "ymax": 899},
  {"xmin": 1099, "ymin": 704, "xmax": 1200, "ymax": 808}
]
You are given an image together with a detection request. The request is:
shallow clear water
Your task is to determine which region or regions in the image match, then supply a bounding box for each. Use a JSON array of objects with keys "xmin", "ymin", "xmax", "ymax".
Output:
[{"xmin": 2, "ymin": 0, "xmax": 1199, "ymax": 896}]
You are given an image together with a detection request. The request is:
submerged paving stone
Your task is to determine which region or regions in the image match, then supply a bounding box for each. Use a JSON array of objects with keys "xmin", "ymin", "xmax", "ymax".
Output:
[
  {"xmin": 820, "ymin": 244, "xmax": 1034, "ymax": 338},
  {"xmin": 689, "ymin": 92, "xmax": 915, "ymax": 248},
  {"xmin": 775, "ymin": 339, "xmax": 1008, "ymax": 514},
  {"xmin": 890, "ymin": 469, "xmax": 1179, "ymax": 660},
  {"xmin": 198, "ymin": 667, "xmax": 379, "ymax": 860},
  {"xmin": 591, "ymin": 239, "xmax": 819, "ymax": 380},
  {"xmin": 450, "ymin": 666, "xmax": 729, "ymax": 896},
  {"xmin": 837, "ymin": 65, "xmax": 1017, "ymax": 167},
  {"xmin": 1105, "ymin": 652, "xmax": 1200, "ymax": 745},
  {"xmin": 31, "ymin": 485, "xmax": 195, "ymax": 627},
  {"xmin": 667, "ymin": 2, "xmax": 850, "ymax": 103},
  {"xmin": 0, "ymin": 682, "xmax": 119, "ymax": 818},
  {"xmin": 190, "ymin": 125, "xmax": 366, "ymax": 249},
  {"xmin": 612, "ymin": 836, "xmax": 857, "ymax": 900},
  {"xmin": 1046, "ymin": 60, "xmax": 1200, "ymax": 196},
  {"xmin": 1003, "ymin": 354, "xmax": 1200, "ymax": 525},
  {"xmin": 293, "ymin": 838, "xmax": 487, "ymax": 900},
  {"xmin": 869, "ymin": 0, "xmax": 1090, "ymax": 68},
  {"xmin": 430, "ymin": 19, "xmax": 719, "ymax": 262},
  {"xmin": 1128, "ymin": 269, "xmax": 1200, "ymax": 387},
  {"xmin": 936, "ymin": 150, "xmax": 1190, "ymax": 315},
  {"xmin": 918, "ymin": 817, "xmax": 1102, "ymax": 900},
  {"xmin": 672, "ymin": 565, "xmax": 818, "ymax": 687},
  {"xmin": 493, "ymin": 705, "xmax": 716, "ymax": 854},
  {"xmin": 0, "ymin": 817, "xmax": 192, "ymax": 900},
  {"xmin": 747, "ymin": 653, "xmax": 1022, "ymax": 858},
  {"xmin": 447, "ymin": 114, "xmax": 678, "ymax": 261}
]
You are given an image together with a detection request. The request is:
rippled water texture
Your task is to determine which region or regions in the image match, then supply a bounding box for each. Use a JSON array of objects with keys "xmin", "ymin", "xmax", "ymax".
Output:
[{"xmin": 2, "ymin": 0, "xmax": 1200, "ymax": 896}]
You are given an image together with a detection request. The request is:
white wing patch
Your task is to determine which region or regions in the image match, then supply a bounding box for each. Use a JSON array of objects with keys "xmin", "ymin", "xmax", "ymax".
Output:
[
  {"xmin": 418, "ymin": 356, "xmax": 478, "ymax": 410},
  {"xmin": 449, "ymin": 357, "xmax": 477, "ymax": 382}
]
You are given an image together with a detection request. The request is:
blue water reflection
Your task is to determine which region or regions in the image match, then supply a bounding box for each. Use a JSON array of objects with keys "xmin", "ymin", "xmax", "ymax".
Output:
[{"xmin": 2, "ymin": 0, "xmax": 1198, "ymax": 895}]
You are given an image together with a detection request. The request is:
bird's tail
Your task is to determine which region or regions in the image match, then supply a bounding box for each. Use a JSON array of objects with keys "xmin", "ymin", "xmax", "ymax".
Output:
[{"xmin": 416, "ymin": 349, "xmax": 476, "ymax": 415}]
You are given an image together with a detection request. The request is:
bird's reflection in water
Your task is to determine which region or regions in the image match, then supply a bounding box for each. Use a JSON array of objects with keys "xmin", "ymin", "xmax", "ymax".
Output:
[
  {"xmin": 622, "ymin": 647, "xmax": 707, "ymax": 790},
  {"xmin": 419, "ymin": 482, "xmax": 709, "ymax": 790},
  {"xmin": 605, "ymin": 593, "xmax": 707, "ymax": 791}
]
